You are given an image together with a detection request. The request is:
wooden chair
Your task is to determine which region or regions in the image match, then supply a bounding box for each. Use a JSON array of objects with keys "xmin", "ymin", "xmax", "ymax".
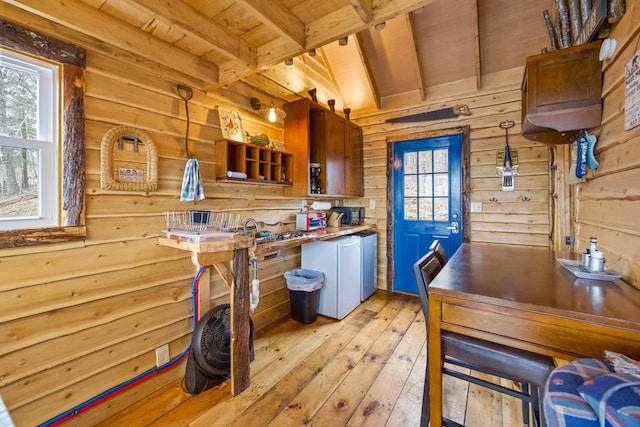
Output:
[
  {"xmin": 414, "ymin": 249, "xmax": 555, "ymax": 427},
  {"xmin": 429, "ymin": 239, "xmax": 447, "ymax": 267}
]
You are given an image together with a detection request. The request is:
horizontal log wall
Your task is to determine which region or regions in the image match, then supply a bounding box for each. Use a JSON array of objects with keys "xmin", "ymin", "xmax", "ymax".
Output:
[
  {"xmin": 0, "ymin": 6, "xmax": 307, "ymax": 426},
  {"xmin": 351, "ymin": 77, "xmax": 551, "ymax": 290},
  {"xmin": 573, "ymin": 4, "xmax": 640, "ymax": 289}
]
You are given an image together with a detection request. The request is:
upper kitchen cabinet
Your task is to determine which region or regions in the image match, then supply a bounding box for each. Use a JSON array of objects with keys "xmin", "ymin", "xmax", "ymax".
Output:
[
  {"xmin": 521, "ymin": 41, "xmax": 602, "ymax": 144},
  {"xmin": 283, "ymin": 98, "xmax": 363, "ymax": 197}
]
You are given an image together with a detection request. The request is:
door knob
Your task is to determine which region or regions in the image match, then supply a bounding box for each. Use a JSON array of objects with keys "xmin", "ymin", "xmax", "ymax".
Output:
[{"xmin": 446, "ymin": 222, "xmax": 459, "ymax": 234}]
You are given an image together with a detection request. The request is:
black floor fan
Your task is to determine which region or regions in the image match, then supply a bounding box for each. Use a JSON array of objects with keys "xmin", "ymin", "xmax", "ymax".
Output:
[{"xmin": 184, "ymin": 304, "xmax": 254, "ymax": 394}]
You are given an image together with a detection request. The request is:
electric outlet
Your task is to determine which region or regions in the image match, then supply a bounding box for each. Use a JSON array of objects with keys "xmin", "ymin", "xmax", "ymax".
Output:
[
  {"xmin": 301, "ymin": 200, "xmax": 308, "ymax": 211},
  {"xmin": 156, "ymin": 344, "xmax": 170, "ymax": 367},
  {"xmin": 369, "ymin": 199, "xmax": 376, "ymax": 209},
  {"xmin": 565, "ymin": 236, "xmax": 574, "ymax": 247},
  {"xmin": 335, "ymin": 200, "xmax": 340, "ymax": 207},
  {"xmin": 470, "ymin": 202, "xmax": 483, "ymax": 212}
]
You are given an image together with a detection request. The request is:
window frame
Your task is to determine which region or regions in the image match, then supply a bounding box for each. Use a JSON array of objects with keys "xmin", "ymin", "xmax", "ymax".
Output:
[
  {"xmin": 1, "ymin": 49, "xmax": 60, "ymax": 230},
  {"xmin": 0, "ymin": 18, "xmax": 86, "ymax": 248}
]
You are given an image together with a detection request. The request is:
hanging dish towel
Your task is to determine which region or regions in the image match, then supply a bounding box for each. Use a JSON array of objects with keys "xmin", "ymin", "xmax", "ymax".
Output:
[{"xmin": 180, "ymin": 158, "xmax": 205, "ymax": 201}]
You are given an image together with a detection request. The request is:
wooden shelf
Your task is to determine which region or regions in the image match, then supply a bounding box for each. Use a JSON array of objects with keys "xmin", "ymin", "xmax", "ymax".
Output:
[{"xmin": 215, "ymin": 139, "xmax": 293, "ymax": 186}]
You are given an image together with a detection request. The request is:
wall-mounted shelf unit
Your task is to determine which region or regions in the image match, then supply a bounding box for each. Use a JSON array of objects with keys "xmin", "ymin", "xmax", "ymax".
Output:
[
  {"xmin": 215, "ymin": 139, "xmax": 293, "ymax": 185},
  {"xmin": 521, "ymin": 41, "xmax": 602, "ymax": 144},
  {"xmin": 283, "ymin": 98, "xmax": 363, "ymax": 197}
]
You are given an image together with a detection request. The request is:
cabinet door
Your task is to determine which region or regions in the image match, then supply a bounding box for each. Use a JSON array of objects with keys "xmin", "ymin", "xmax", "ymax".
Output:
[
  {"xmin": 345, "ymin": 122, "xmax": 363, "ymax": 196},
  {"xmin": 324, "ymin": 113, "xmax": 346, "ymax": 195}
]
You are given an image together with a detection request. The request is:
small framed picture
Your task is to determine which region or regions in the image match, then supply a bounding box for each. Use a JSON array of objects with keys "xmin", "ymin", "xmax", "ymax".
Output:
[{"xmin": 218, "ymin": 107, "xmax": 245, "ymax": 142}]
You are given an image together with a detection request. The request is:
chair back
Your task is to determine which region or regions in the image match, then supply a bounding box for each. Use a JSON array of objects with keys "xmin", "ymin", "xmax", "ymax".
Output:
[
  {"xmin": 413, "ymin": 250, "xmax": 443, "ymax": 320},
  {"xmin": 429, "ymin": 239, "xmax": 448, "ymax": 266}
]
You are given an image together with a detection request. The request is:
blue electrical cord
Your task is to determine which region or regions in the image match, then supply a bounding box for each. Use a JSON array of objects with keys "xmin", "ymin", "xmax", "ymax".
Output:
[{"xmin": 38, "ymin": 265, "xmax": 210, "ymax": 427}]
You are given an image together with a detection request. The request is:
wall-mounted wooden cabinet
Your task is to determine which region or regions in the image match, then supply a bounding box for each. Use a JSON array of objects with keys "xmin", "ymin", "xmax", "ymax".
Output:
[
  {"xmin": 283, "ymin": 98, "xmax": 363, "ymax": 197},
  {"xmin": 521, "ymin": 41, "xmax": 602, "ymax": 144},
  {"xmin": 215, "ymin": 139, "xmax": 293, "ymax": 185}
]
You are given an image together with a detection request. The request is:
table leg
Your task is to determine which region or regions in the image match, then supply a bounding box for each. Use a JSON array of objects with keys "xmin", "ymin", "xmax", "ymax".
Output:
[
  {"xmin": 230, "ymin": 247, "xmax": 251, "ymax": 395},
  {"xmin": 428, "ymin": 296, "xmax": 444, "ymax": 427}
]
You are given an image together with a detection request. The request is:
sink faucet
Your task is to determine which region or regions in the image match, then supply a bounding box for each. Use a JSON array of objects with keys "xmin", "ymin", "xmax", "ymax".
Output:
[{"xmin": 243, "ymin": 218, "xmax": 259, "ymax": 238}]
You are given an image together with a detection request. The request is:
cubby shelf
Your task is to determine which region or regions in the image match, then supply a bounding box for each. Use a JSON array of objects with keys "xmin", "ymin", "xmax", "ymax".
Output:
[{"xmin": 215, "ymin": 139, "xmax": 293, "ymax": 186}]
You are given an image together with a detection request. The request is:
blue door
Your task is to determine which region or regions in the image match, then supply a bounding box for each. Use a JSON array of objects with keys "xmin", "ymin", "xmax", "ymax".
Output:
[{"xmin": 393, "ymin": 135, "xmax": 463, "ymax": 294}]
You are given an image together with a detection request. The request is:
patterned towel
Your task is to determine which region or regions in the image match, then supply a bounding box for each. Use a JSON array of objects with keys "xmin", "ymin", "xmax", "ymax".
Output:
[{"xmin": 180, "ymin": 158, "xmax": 205, "ymax": 201}]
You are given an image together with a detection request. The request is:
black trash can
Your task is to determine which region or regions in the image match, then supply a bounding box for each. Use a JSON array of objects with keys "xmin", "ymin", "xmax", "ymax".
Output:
[{"xmin": 284, "ymin": 269, "xmax": 324, "ymax": 324}]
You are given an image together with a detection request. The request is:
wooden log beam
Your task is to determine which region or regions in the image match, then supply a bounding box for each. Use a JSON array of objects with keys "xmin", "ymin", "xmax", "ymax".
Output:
[
  {"xmin": 236, "ymin": 0, "xmax": 306, "ymax": 49},
  {"xmin": 5, "ymin": 0, "xmax": 219, "ymax": 86},
  {"xmin": 116, "ymin": 0, "xmax": 257, "ymax": 68},
  {"xmin": 349, "ymin": 0, "xmax": 373, "ymax": 23},
  {"xmin": 230, "ymin": 247, "xmax": 251, "ymax": 395}
]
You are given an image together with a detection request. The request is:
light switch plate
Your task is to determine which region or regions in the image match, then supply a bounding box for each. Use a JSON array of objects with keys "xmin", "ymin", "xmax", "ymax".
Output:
[
  {"xmin": 471, "ymin": 202, "xmax": 482, "ymax": 212},
  {"xmin": 369, "ymin": 200, "xmax": 376, "ymax": 209}
]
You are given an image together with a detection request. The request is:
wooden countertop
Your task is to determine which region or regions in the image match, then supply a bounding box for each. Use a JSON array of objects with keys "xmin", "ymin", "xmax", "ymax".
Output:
[
  {"xmin": 158, "ymin": 223, "xmax": 375, "ymax": 257},
  {"xmin": 250, "ymin": 224, "xmax": 374, "ymax": 258}
]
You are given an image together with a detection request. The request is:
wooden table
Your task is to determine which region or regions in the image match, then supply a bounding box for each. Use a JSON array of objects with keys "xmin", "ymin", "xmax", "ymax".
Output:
[{"xmin": 427, "ymin": 243, "xmax": 640, "ymax": 427}]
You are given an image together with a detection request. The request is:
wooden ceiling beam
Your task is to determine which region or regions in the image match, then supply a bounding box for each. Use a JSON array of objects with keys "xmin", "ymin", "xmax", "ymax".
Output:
[
  {"xmin": 350, "ymin": 0, "xmax": 373, "ymax": 23},
  {"xmin": 472, "ymin": 0, "xmax": 481, "ymax": 90},
  {"xmin": 236, "ymin": 0, "xmax": 306, "ymax": 49},
  {"xmin": 406, "ymin": 13, "xmax": 426, "ymax": 102},
  {"xmin": 353, "ymin": 34, "xmax": 380, "ymax": 109},
  {"xmin": 117, "ymin": 0, "xmax": 257, "ymax": 68},
  {"xmin": 5, "ymin": 0, "xmax": 219, "ymax": 86}
]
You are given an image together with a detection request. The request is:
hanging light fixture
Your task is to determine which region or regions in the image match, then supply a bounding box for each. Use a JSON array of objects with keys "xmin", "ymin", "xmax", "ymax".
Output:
[{"xmin": 250, "ymin": 97, "xmax": 286, "ymax": 123}]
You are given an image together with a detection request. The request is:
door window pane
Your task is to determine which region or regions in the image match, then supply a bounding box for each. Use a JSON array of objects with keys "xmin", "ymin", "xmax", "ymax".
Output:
[
  {"xmin": 434, "ymin": 149, "xmax": 448, "ymax": 172},
  {"xmin": 403, "ymin": 147, "xmax": 449, "ymax": 221},
  {"xmin": 404, "ymin": 198, "xmax": 417, "ymax": 219},
  {"xmin": 404, "ymin": 152, "xmax": 417, "ymax": 174},
  {"xmin": 434, "ymin": 174, "xmax": 449, "ymax": 197},
  {"xmin": 404, "ymin": 175, "xmax": 417, "ymax": 197},
  {"xmin": 434, "ymin": 198, "xmax": 449, "ymax": 220}
]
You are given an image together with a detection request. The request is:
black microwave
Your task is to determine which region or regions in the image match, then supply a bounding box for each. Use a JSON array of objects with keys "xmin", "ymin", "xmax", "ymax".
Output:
[{"xmin": 332, "ymin": 207, "xmax": 364, "ymax": 226}]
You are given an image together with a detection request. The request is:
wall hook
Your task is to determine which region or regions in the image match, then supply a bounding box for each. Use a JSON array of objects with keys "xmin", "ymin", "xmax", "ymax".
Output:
[
  {"xmin": 522, "ymin": 196, "xmax": 531, "ymax": 202},
  {"xmin": 489, "ymin": 197, "xmax": 498, "ymax": 202}
]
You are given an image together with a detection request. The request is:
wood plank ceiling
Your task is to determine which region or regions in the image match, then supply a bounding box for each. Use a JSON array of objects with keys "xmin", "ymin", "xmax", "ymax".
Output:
[{"xmin": 7, "ymin": 0, "xmax": 552, "ymax": 118}]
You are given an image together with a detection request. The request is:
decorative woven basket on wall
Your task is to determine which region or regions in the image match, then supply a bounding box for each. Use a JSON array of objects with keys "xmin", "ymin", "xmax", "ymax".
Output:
[{"xmin": 100, "ymin": 126, "xmax": 158, "ymax": 192}]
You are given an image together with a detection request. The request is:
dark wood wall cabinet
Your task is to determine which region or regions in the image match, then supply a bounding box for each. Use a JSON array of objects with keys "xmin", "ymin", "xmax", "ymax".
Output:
[
  {"xmin": 283, "ymin": 98, "xmax": 364, "ymax": 197},
  {"xmin": 521, "ymin": 41, "xmax": 602, "ymax": 144},
  {"xmin": 215, "ymin": 139, "xmax": 293, "ymax": 185}
]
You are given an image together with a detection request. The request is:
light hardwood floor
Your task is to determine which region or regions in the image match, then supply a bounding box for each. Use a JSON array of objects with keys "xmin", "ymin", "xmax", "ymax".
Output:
[{"xmin": 98, "ymin": 291, "xmax": 525, "ymax": 426}]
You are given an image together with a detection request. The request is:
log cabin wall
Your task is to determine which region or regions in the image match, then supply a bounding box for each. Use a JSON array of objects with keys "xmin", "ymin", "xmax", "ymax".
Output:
[
  {"xmin": 2, "ymin": 3, "xmax": 640, "ymax": 427},
  {"xmin": 571, "ymin": 4, "xmax": 640, "ymax": 289},
  {"xmin": 0, "ymin": 7, "xmax": 309, "ymax": 427},
  {"xmin": 351, "ymin": 74, "xmax": 552, "ymax": 290}
]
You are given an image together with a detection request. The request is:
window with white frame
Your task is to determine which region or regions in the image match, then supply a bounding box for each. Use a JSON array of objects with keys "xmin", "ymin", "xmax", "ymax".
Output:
[{"xmin": 0, "ymin": 48, "xmax": 59, "ymax": 230}]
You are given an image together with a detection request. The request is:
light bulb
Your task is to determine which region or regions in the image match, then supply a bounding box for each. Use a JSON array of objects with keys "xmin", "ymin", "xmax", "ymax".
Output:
[{"xmin": 268, "ymin": 107, "xmax": 277, "ymax": 122}]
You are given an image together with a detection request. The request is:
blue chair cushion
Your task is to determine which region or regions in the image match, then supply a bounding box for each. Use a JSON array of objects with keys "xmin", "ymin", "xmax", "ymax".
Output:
[{"xmin": 578, "ymin": 373, "xmax": 640, "ymax": 427}]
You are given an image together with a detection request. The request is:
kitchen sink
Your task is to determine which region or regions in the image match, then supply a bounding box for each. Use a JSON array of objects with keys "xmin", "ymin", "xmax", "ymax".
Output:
[{"xmin": 255, "ymin": 230, "xmax": 305, "ymax": 244}]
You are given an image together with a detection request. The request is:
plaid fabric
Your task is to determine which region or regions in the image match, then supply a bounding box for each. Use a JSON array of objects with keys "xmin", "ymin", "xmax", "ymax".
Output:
[
  {"xmin": 544, "ymin": 359, "xmax": 612, "ymax": 427},
  {"xmin": 544, "ymin": 358, "xmax": 640, "ymax": 427},
  {"xmin": 180, "ymin": 158, "xmax": 205, "ymax": 201}
]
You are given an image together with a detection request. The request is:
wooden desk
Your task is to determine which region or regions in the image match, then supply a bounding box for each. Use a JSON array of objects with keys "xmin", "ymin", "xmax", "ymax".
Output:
[
  {"xmin": 158, "ymin": 224, "xmax": 373, "ymax": 396},
  {"xmin": 159, "ymin": 233, "xmax": 253, "ymax": 396},
  {"xmin": 427, "ymin": 243, "xmax": 640, "ymax": 427}
]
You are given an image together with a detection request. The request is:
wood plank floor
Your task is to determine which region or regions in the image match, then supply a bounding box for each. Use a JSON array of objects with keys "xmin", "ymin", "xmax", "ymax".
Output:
[{"xmin": 98, "ymin": 291, "xmax": 525, "ymax": 426}]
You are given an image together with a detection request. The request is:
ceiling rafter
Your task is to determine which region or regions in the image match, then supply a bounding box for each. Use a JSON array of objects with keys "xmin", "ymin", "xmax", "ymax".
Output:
[
  {"xmin": 116, "ymin": 0, "xmax": 257, "ymax": 68},
  {"xmin": 349, "ymin": 0, "xmax": 373, "ymax": 23},
  {"xmin": 353, "ymin": 33, "xmax": 380, "ymax": 109},
  {"xmin": 211, "ymin": 0, "xmax": 434, "ymax": 90},
  {"xmin": 6, "ymin": 0, "xmax": 219, "ymax": 86},
  {"xmin": 406, "ymin": 13, "xmax": 426, "ymax": 102},
  {"xmin": 235, "ymin": 0, "xmax": 306, "ymax": 49},
  {"xmin": 471, "ymin": 0, "xmax": 481, "ymax": 90}
]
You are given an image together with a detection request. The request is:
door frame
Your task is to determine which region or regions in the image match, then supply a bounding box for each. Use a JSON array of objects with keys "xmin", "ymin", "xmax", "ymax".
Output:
[{"xmin": 385, "ymin": 126, "xmax": 471, "ymax": 291}]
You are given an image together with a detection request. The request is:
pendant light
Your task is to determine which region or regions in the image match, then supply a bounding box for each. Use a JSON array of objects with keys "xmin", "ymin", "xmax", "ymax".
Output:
[{"xmin": 250, "ymin": 97, "xmax": 286, "ymax": 122}]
